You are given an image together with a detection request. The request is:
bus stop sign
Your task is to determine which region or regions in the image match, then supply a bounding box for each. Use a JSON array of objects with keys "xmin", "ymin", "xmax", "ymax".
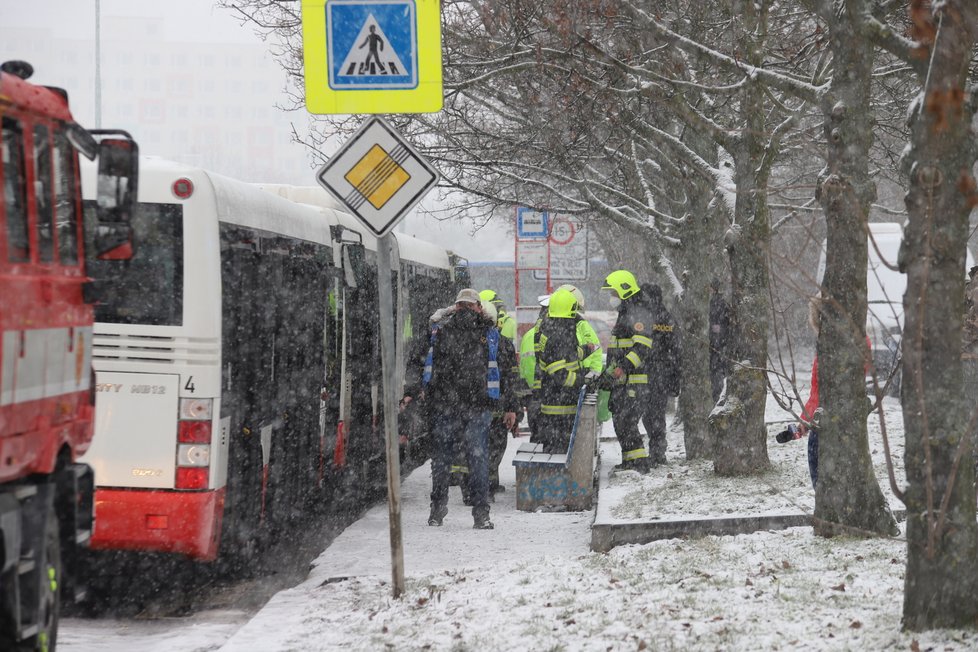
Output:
[{"xmin": 316, "ymin": 116, "xmax": 440, "ymax": 237}]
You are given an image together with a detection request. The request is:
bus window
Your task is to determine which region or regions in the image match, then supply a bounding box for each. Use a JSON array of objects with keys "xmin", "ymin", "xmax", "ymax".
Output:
[
  {"xmin": 53, "ymin": 129, "xmax": 79, "ymax": 265},
  {"xmin": 33, "ymin": 123, "xmax": 54, "ymax": 263},
  {"xmin": 84, "ymin": 200, "xmax": 184, "ymax": 326},
  {"xmin": 2, "ymin": 116, "xmax": 29, "ymax": 262}
]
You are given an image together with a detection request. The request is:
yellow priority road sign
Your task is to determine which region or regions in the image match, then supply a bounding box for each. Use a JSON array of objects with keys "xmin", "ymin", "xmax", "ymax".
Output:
[
  {"xmin": 302, "ymin": 0, "xmax": 443, "ymax": 114},
  {"xmin": 316, "ymin": 117, "xmax": 440, "ymax": 236}
]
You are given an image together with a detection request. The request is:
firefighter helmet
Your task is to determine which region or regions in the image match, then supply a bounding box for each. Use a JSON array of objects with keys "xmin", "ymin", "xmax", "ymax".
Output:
[
  {"xmin": 479, "ymin": 289, "xmax": 504, "ymax": 306},
  {"xmin": 602, "ymin": 270, "xmax": 640, "ymax": 300},
  {"xmin": 548, "ymin": 288, "xmax": 578, "ymax": 318},
  {"xmin": 556, "ymin": 284, "xmax": 585, "ymax": 311}
]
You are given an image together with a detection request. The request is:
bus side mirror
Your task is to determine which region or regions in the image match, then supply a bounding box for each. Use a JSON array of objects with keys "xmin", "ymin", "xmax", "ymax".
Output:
[
  {"xmin": 92, "ymin": 134, "xmax": 139, "ymax": 260},
  {"xmin": 96, "ymin": 137, "xmax": 139, "ymax": 224}
]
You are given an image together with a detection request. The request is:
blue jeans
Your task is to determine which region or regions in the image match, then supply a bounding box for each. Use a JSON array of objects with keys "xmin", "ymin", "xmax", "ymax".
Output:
[
  {"xmin": 431, "ymin": 408, "xmax": 492, "ymax": 518},
  {"xmin": 808, "ymin": 427, "xmax": 819, "ymax": 488}
]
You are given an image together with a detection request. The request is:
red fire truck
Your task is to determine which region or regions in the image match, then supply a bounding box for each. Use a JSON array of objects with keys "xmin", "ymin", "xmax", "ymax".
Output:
[{"xmin": 0, "ymin": 60, "xmax": 138, "ymax": 651}]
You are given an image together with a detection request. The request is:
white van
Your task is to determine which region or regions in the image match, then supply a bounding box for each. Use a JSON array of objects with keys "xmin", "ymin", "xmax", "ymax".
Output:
[{"xmin": 816, "ymin": 222, "xmax": 974, "ymax": 395}]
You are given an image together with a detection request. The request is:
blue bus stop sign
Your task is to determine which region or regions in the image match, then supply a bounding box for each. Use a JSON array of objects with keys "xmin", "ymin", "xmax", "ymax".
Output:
[{"xmin": 327, "ymin": 1, "xmax": 418, "ymax": 91}]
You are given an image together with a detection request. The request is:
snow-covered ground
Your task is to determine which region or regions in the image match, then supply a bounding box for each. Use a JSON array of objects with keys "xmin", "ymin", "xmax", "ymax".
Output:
[{"xmin": 63, "ymin": 394, "xmax": 978, "ymax": 651}]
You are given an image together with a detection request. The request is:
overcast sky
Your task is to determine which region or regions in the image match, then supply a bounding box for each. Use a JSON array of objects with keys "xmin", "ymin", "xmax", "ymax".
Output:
[{"xmin": 0, "ymin": 0, "xmax": 513, "ymax": 263}]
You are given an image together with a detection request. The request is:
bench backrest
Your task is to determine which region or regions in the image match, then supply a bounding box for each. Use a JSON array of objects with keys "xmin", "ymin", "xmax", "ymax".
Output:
[{"xmin": 563, "ymin": 385, "xmax": 589, "ymax": 468}]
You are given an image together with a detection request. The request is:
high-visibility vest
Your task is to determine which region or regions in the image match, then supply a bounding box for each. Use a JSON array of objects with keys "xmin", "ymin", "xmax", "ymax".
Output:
[{"xmin": 423, "ymin": 325, "xmax": 501, "ymax": 399}]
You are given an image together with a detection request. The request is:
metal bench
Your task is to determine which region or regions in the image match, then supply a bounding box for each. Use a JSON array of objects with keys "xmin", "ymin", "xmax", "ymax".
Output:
[{"xmin": 513, "ymin": 387, "xmax": 598, "ymax": 511}]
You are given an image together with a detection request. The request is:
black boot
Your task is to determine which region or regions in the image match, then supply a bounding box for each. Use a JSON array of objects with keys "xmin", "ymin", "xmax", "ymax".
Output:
[
  {"xmin": 473, "ymin": 507, "xmax": 494, "ymax": 530},
  {"xmin": 428, "ymin": 504, "xmax": 447, "ymax": 526}
]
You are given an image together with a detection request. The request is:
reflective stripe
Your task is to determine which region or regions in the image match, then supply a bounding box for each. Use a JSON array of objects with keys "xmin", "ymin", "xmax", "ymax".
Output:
[
  {"xmin": 623, "ymin": 448, "xmax": 649, "ymax": 461},
  {"xmin": 532, "ymin": 379, "xmax": 541, "ymax": 390},
  {"xmin": 541, "ymin": 404, "xmax": 577, "ymax": 415},
  {"xmin": 534, "ymin": 333, "xmax": 549, "ymax": 352},
  {"xmin": 421, "ymin": 324, "xmax": 440, "ymax": 386},
  {"xmin": 563, "ymin": 370, "xmax": 578, "ymax": 387},
  {"xmin": 486, "ymin": 329, "xmax": 501, "ymax": 399},
  {"xmin": 543, "ymin": 359, "xmax": 582, "ymax": 374},
  {"xmin": 607, "ymin": 337, "xmax": 632, "ymax": 349},
  {"xmin": 625, "ymin": 351, "xmax": 642, "ymax": 367},
  {"xmin": 632, "ymin": 334, "xmax": 653, "ymax": 348},
  {"xmin": 2, "ymin": 326, "xmax": 93, "ymax": 406},
  {"xmin": 542, "ymin": 360, "xmax": 565, "ymax": 373},
  {"xmin": 627, "ymin": 374, "xmax": 648, "ymax": 384},
  {"xmin": 450, "ymin": 465, "xmax": 469, "ymax": 474}
]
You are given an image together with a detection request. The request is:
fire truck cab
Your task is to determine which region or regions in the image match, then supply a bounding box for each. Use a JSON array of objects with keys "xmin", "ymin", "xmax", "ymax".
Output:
[{"xmin": 0, "ymin": 60, "xmax": 137, "ymax": 651}]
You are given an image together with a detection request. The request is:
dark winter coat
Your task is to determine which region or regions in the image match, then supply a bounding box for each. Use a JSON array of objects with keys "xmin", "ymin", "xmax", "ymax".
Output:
[
  {"xmin": 709, "ymin": 291, "xmax": 733, "ymax": 373},
  {"xmin": 426, "ymin": 307, "xmax": 518, "ymax": 413},
  {"xmin": 609, "ymin": 284, "xmax": 681, "ymax": 395}
]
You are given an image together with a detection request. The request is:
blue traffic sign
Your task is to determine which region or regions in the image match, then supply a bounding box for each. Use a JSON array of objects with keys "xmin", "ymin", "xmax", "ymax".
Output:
[
  {"xmin": 517, "ymin": 207, "xmax": 549, "ymax": 238},
  {"xmin": 326, "ymin": 0, "xmax": 418, "ymax": 91}
]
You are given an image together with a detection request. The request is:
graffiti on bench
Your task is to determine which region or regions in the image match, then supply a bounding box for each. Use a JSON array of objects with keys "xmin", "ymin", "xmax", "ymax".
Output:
[{"xmin": 518, "ymin": 473, "xmax": 590, "ymax": 503}]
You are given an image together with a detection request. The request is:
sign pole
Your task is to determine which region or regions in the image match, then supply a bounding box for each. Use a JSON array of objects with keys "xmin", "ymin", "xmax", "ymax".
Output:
[{"xmin": 377, "ymin": 232, "xmax": 405, "ymax": 598}]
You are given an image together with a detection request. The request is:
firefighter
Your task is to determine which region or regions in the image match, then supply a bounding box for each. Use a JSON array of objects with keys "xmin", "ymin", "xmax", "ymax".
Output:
[
  {"xmin": 520, "ymin": 296, "xmax": 550, "ymax": 442},
  {"xmin": 479, "ymin": 289, "xmax": 518, "ymax": 340},
  {"xmin": 601, "ymin": 270, "xmax": 659, "ymax": 473},
  {"xmin": 555, "ymin": 284, "xmax": 603, "ymax": 376},
  {"xmin": 535, "ymin": 288, "xmax": 586, "ymax": 454}
]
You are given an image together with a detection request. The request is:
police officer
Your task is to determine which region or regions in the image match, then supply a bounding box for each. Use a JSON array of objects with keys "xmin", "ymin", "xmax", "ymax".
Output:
[
  {"xmin": 639, "ymin": 283, "xmax": 680, "ymax": 465},
  {"xmin": 425, "ymin": 289, "xmax": 517, "ymax": 529},
  {"xmin": 601, "ymin": 270, "xmax": 660, "ymax": 473},
  {"xmin": 535, "ymin": 288, "xmax": 586, "ymax": 454}
]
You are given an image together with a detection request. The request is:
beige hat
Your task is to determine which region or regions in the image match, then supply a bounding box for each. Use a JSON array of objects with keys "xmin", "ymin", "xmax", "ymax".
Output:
[{"xmin": 455, "ymin": 288, "xmax": 480, "ymax": 304}]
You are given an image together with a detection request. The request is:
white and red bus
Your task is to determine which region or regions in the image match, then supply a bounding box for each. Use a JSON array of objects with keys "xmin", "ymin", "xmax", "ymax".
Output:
[
  {"xmin": 81, "ymin": 159, "xmax": 458, "ymax": 563},
  {"xmin": 0, "ymin": 60, "xmax": 137, "ymax": 650}
]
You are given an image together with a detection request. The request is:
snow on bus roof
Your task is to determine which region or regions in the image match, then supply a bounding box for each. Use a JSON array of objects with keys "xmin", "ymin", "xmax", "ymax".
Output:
[{"xmin": 256, "ymin": 183, "xmax": 451, "ymax": 271}]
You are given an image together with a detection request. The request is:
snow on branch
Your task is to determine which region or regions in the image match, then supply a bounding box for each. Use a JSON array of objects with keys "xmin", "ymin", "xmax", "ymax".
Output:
[{"xmin": 620, "ymin": 2, "xmax": 827, "ymax": 104}]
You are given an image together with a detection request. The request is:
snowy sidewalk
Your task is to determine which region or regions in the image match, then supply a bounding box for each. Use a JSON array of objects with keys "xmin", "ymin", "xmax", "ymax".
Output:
[{"xmin": 218, "ymin": 435, "xmax": 593, "ymax": 651}]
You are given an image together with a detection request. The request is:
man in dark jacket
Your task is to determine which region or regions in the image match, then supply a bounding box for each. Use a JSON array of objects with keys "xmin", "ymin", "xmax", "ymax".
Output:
[
  {"xmin": 639, "ymin": 283, "xmax": 680, "ymax": 465},
  {"xmin": 426, "ymin": 288, "xmax": 518, "ymax": 529}
]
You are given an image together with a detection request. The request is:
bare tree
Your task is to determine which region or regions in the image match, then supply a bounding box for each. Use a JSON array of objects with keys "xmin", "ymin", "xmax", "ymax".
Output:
[{"xmin": 892, "ymin": 0, "xmax": 978, "ymax": 630}]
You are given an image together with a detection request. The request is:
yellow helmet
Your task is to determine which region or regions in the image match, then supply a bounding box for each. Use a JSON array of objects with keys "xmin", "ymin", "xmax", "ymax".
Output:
[
  {"xmin": 479, "ymin": 289, "xmax": 504, "ymax": 306},
  {"xmin": 556, "ymin": 284, "xmax": 585, "ymax": 311},
  {"xmin": 602, "ymin": 270, "xmax": 640, "ymax": 300},
  {"xmin": 548, "ymin": 288, "xmax": 578, "ymax": 318}
]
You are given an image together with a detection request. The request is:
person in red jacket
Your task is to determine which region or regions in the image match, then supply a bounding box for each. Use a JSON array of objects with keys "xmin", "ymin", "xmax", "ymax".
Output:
[{"xmin": 794, "ymin": 296, "xmax": 870, "ymax": 488}]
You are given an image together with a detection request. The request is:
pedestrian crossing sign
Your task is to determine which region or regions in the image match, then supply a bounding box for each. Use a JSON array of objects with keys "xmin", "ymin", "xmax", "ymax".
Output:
[{"xmin": 302, "ymin": 0, "xmax": 443, "ymax": 114}]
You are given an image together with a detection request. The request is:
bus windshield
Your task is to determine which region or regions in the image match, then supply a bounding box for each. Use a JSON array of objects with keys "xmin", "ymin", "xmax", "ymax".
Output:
[{"xmin": 84, "ymin": 201, "xmax": 184, "ymax": 326}]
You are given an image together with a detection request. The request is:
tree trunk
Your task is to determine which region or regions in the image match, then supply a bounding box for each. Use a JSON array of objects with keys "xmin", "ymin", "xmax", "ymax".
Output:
[
  {"xmin": 678, "ymin": 132, "xmax": 724, "ymax": 460},
  {"xmin": 812, "ymin": 0, "xmax": 895, "ymax": 538},
  {"xmin": 713, "ymin": 82, "xmax": 771, "ymax": 475},
  {"xmin": 901, "ymin": 0, "xmax": 978, "ymax": 630},
  {"xmin": 712, "ymin": 1, "xmax": 771, "ymax": 476}
]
